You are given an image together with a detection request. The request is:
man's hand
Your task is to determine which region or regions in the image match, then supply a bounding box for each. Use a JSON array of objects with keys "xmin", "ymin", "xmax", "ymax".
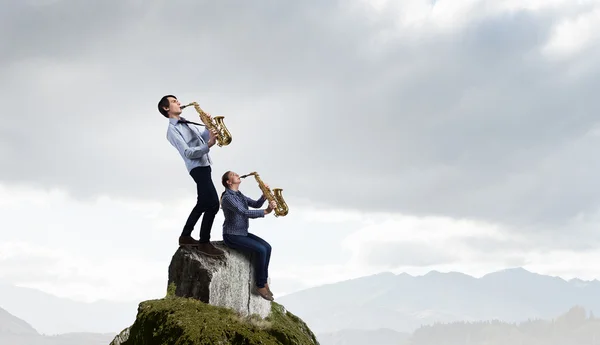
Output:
[
  {"xmin": 262, "ymin": 184, "xmax": 270, "ymax": 198},
  {"xmin": 264, "ymin": 200, "xmax": 277, "ymax": 215},
  {"xmin": 208, "ymin": 128, "xmax": 218, "ymax": 147}
]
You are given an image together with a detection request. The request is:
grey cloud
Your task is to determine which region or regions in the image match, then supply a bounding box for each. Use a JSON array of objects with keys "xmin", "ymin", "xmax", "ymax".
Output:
[
  {"xmin": 360, "ymin": 241, "xmax": 458, "ymax": 267},
  {"xmin": 362, "ymin": 234, "xmax": 530, "ymax": 269},
  {"xmin": 2, "ymin": 0, "xmax": 600, "ymax": 244},
  {"xmin": 0, "ymin": 0, "xmax": 138, "ymax": 62},
  {"xmin": 457, "ymin": 236, "xmax": 533, "ymax": 255}
]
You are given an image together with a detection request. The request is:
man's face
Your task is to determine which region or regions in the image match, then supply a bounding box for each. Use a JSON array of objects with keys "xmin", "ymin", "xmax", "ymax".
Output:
[
  {"xmin": 228, "ymin": 172, "xmax": 241, "ymax": 186},
  {"xmin": 165, "ymin": 96, "xmax": 182, "ymax": 116}
]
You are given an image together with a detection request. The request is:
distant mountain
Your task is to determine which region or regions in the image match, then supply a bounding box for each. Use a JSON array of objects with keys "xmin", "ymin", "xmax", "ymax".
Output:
[
  {"xmin": 0, "ymin": 306, "xmax": 114, "ymax": 345},
  {"xmin": 407, "ymin": 306, "xmax": 600, "ymax": 345},
  {"xmin": 277, "ymin": 267, "xmax": 600, "ymax": 335},
  {"xmin": 0, "ymin": 281, "xmax": 140, "ymax": 335},
  {"xmin": 317, "ymin": 328, "xmax": 410, "ymax": 345},
  {"xmin": 3, "ymin": 266, "xmax": 600, "ymax": 340},
  {"xmin": 0, "ymin": 306, "xmax": 37, "ymax": 335},
  {"xmin": 0, "ymin": 331, "xmax": 115, "ymax": 345}
]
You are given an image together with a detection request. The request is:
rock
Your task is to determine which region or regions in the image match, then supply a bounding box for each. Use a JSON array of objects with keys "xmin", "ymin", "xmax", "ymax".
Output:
[
  {"xmin": 111, "ymin": 297, "xmax": 319, "ymax": 345},
  {"xmin": 110, "ymin": 241, "xmax": 319, "ymax": 344},
  {"xmin": 167, "ymin": 241, "xmax": 271, "ymax": 319},
  {"xmin": 109, "ymin": 326, "xmax": 130, "ymax": 345}
]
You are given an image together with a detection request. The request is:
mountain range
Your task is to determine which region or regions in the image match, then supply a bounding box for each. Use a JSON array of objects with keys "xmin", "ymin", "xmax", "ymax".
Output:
[
  {"xmin": 275, "ymin": 267, "xmax": 600, "ymax": 335},
  {"xmin": 0, "ymin": 305, "xmax": 114, "ymax": 345},
  {"xmin": 2, "ymin": 267, "xmax": 600, "ymax": 344},
  {"xmin": 0, "ymin": 279, "xmax": 139, "ymax": 335}
]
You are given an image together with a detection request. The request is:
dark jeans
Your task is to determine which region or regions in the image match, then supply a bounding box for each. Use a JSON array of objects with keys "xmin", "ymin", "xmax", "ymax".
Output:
[
  {"xmin": 181, "ymin": 166, "xmax": 219, "ymax": 242},
  {"xmin": 223, "ymin": 233, "xmax": 272, "ymax": 288}
]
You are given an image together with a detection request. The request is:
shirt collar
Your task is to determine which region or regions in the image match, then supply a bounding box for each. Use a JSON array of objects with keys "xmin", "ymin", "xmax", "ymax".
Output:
[
  {"xmin": 225, "ymin": 188, "xmax": 242, "ymax": 196},
  {"xmin": 168, "ymin": 116, "xmax": 187, "ymax": 126}
]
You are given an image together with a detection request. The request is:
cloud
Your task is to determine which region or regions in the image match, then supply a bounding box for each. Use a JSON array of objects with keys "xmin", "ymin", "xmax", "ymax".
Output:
[
  {"xmin": 340, "ymin": 213, "xmax": 518, "ymax": 268},
  {"xmin": 542, "ymin": 5, "xmax": 600, "ymax": 59},
  {"xmin": 0, "ymin": 184, "xmax": 181, "ymax": 302},
  {"xmin": 0, "ymin": 241, "xmax": 165, "ymax": 302},
  {"xmin": 362, "ymin": 241, "xmax": 459, "ymax": 267},
  {"xmin": 334, "ymin": 210, "xmax": 600, "ymax": 281},
  {"xmin": 2, "ymin": 180, "xmax": 600, "ymax": 304},
  {"xmin": 2, "ymin": 0, "xmax": 600, "ymax": 278}
]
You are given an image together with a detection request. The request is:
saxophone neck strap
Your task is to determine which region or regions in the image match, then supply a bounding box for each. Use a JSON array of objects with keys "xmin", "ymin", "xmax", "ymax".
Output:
[{"xmin": 178, "ymin": 119, "xmax": 205, "ymax": 127}]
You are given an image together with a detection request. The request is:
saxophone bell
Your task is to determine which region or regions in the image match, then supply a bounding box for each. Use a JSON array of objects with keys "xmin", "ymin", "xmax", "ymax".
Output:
[
  {"xmin": 180, "ymin": 101, "xmax": 232, "ymax": 147},
  {"xmin": 240, "ymin": 171, "xmax": 288, "ymax": 217}
]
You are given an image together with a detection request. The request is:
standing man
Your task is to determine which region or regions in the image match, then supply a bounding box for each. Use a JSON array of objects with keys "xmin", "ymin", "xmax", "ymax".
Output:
[{"xmin": 158, "ymin": 94, "xmax": 224, "ymax": 257}]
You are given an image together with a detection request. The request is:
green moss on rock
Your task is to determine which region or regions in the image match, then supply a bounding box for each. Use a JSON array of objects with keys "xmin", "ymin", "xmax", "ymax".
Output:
[
  {"xmin": 117, "ymin": 296, "xmax": 319, "ymax": 345},
  {"xmin": 166, "ymin": 282, "xmax": 177, "ymax": 298}
]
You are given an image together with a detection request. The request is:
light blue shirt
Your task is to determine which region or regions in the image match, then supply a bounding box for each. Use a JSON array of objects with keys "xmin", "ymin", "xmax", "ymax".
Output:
[{"xmin": 166, "ymin": 116, "xmax": 212, "ymax": 172}]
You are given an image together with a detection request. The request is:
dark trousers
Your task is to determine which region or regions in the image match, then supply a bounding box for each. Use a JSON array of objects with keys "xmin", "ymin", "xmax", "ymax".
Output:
[
  {"xmin": 223, "ymin": 233, "xmax": 272, "ymax": 288},
  {"xmin": 182, "ymin": 166, "xmax": 220, "ymax": 242}
]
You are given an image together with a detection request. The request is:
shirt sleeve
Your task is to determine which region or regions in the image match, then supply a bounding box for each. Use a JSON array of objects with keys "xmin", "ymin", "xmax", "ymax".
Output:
[
  {"xmin": 245, "ymin": 195, "xmax": 266, "ymax": 208},
  {"xmin": 167, "ymin": 126, "xmax": 209, "ymax": 160},
  {"xmin": 200, "ymin": 126, "xmax": 211, "ymax": 142},
  {"xmin": 222, "ymin": 194, "xmax": 265, "ymax": 219}
]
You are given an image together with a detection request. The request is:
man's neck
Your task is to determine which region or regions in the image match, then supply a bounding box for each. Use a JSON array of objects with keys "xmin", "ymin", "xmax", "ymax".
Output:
[
  {"xmin": 230, "ymin": 185, "xmax": 240, "ymax": 191},
  {"xmin": 169, "ymin": 114, "xmax": 181, "ymax": 121}
]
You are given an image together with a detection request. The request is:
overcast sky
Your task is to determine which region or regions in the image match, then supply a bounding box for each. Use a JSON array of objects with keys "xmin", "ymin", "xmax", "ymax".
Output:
[{"xmin": 2, "ymin": 0, "xmax": 600, "ymax": 304}]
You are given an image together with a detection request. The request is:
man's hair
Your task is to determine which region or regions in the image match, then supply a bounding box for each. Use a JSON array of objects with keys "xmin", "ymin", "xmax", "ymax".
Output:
[
  {"xmin": 221, "ymin": 171, "xmax": 233, "ymax": 189},
  {"xmin": 158, "ymin": 95, "xmax": 177, "ymax": 118},
  {"xmin": 220, "ymin": 171, "xmax": 232, "ymax": 204}
]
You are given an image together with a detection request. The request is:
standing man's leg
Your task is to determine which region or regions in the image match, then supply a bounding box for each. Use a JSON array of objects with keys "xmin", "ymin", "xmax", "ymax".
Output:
[
  {"xmin": 198, "ymin": 168, "xmax": 220, "ymax": 244},
  {"xmin": 180, "ymin": 166, "xmax": 223, "ymax": 256}
]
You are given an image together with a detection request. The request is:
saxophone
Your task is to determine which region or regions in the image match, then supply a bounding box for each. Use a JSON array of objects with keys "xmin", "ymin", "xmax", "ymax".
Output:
[
  {"xmin": 180, "ymin": 101, "xmax": 232, "ymax": 147},
  {"xmin": 241, "ymin": 172, "xmax": 289, "ymax": 217}
]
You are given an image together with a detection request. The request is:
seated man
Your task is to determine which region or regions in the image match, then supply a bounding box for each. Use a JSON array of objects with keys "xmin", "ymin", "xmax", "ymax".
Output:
[{"xmin": 219, "ymin": 171, "xmax": 276, "ymax": 301}]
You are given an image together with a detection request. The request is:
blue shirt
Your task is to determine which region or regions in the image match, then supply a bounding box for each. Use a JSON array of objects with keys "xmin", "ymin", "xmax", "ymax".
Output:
[
  {"xmin": 166, "ymin": 116, "xmax": 212, "ymax": 172},
  {"xmin": 221, "ymin": 188, "xmax": 267, "ymax": 236}
]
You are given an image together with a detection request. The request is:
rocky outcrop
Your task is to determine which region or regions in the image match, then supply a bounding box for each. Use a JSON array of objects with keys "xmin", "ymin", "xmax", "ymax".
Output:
[
  {"xmin": 109, "ymin": 327, "xmax": 129, "ymax": 345},
  {"xmin": 110, "ymin": 298, "xmax": 319, "ymax": 345},
  {"xmin": 110, "ymin": 241, "xmax": 319, "ymax": 345},
  {"xmin": 168, "ymin": 241, "xmax": 271, "ymax": 318}
]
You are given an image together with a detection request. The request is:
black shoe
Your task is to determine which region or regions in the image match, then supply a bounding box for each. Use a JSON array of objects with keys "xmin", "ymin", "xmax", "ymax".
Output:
[
  {"xmin": 196, "ymin": 242, "xmax": 225, "ymax": 257},
  {"xmin": 179, "ymin": 236, "xmax": 199, "ymax": 247}
]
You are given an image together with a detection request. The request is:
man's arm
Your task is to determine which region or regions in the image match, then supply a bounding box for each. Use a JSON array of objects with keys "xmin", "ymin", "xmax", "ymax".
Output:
[
  {"xmin": 167, "ymin": 126, "xmax": 209, "ymax": 160},
  {"xmin": 222, "ymin": 194, "xmax": 266, "ymax": 218},
  {"xmin": 245, "ymin": 195, "xmax": 266, "ymax": 208}
]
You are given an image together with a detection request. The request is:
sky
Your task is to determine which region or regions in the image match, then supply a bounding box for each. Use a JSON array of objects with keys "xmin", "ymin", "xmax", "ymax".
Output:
[{"xmin": 1, "ymin": 0, "xmax": 600, "ymax": 304}]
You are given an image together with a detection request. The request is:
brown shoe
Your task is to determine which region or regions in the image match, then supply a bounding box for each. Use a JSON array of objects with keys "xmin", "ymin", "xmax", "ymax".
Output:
[
  {"xmin": 265, "ymin": 283, "xmax": 274, "ymax": 297},
  {"xmin": 256, "ymin": 287, "xmax": 274, "ymax": 301},
  {"xmin": 196, "ymin": 242, "xmax": 225, "ymax": 257},
  {"xmin": 179, "ymin": 236, "xmax": 199, "ymax": 247}
]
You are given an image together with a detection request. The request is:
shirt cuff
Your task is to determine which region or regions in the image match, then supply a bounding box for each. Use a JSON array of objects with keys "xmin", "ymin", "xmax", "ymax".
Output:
[{"xmin": 250, "ymin": 209, "xmax": 265, "ymax": 218}]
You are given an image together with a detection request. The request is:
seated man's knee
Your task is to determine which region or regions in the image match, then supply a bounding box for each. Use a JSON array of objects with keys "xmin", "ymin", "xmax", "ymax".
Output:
[{"xmin": 256, "ymin": 246, "xmax": 268, "ymax": 258}]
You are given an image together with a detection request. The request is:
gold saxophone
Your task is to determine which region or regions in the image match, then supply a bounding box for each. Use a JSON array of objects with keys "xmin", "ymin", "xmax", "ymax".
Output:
[
  {"xmin": 241, "ymin": 172, "xmax": 289, "ymax": 217},
  {"xmin": 180, "ymin": 101, "xmax": 232, "ymax": 147}
]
